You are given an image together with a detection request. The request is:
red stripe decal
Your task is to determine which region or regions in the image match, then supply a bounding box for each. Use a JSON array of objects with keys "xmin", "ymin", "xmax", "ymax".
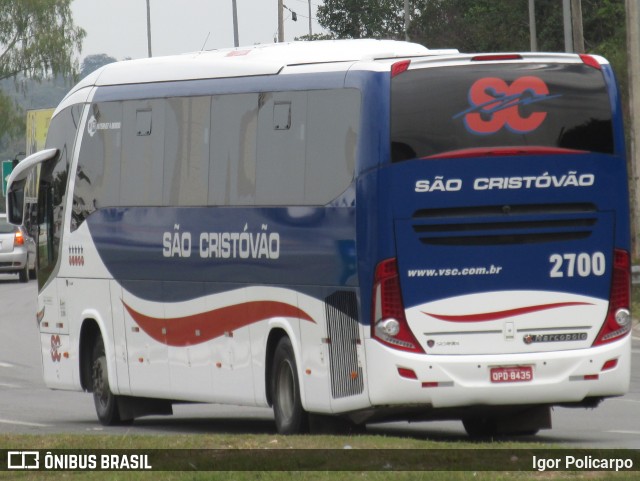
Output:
[
  {"xmin": 423, "ymin": 302, "xmax": 592, "ymax": 322},
  {"xmin": 123, "ymin": 300, "xmax": 315, "ymax": 346}
]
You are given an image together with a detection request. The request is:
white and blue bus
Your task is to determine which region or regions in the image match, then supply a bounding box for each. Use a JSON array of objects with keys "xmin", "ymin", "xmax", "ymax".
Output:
[{"xmin": 7, "ymin": 40, "xmax": 631, "ymax": 436}]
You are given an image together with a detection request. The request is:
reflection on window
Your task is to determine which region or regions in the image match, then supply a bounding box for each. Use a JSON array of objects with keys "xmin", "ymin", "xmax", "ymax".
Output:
[{"xmin": 72, "ymin": 88, "xmax": 361, "ymax": 225}]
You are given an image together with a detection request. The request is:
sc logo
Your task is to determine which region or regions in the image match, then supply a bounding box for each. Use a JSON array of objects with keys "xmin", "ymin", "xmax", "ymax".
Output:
[{"xmin": 457, "ymin": 76, "xmax": 559, "ymax": 135}]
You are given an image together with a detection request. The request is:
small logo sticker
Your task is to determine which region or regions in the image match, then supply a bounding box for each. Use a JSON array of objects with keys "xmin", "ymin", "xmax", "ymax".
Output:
[
  {"xmin": 524, "ymin": 333, "xmax": 587, "ymax": 344},
  {"xmin": 87, "ymin": 114, "xmax": 121, "ymax": 138}
]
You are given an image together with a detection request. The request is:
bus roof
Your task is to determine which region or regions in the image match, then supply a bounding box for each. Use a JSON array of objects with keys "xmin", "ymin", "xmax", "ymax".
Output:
[{"xmin": 73, "ymin": 40, "xmax": 458, "ymax": 90}]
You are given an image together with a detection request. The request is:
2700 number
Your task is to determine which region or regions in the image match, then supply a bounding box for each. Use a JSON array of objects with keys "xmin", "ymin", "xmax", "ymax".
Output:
[{"xmin": 549, "ymin": 252, "xmax": 606, "ymax": 278}]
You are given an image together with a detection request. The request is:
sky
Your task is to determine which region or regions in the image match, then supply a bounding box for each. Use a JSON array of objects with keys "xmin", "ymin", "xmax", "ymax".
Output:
[{"xmin": 71, "ymin": 0, "xmax": 327, "ymax": 62}]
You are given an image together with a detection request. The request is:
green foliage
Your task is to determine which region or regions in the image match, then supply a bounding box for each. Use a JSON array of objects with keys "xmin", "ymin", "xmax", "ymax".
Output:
[
  {"xmin": 316, "ymin": 0, "xmax": 629, "ymax": 150},
  {"xmin": 410, "ymin": 0, "xmax": 530, "ymax": 51},
  {"xmin": 80, "ymin": 53, "xmax": 118, "ymax": 79},
  {"xmin": 0, "ymin": 0, "xmax": 85, "ymax": 158},
  {"xmin": 0, "ymin": 0, "xmax": 85, "ymax": 82},
  {"xmin": 317, "ymin": 0, "xmax": 405, "ymax": 39},
  {"xmin": 295, "ymin": 33, "xmax": 336, "ymax": 41},
  {"xmin": 317, "ymin": 0, "xmax": 626, "ymax": 60},
  {"xmin": 0, "ymin": 91, "xmax": 22, "ymax": 140}
]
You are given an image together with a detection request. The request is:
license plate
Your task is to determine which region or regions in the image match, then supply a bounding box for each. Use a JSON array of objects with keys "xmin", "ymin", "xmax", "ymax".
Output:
[{"xmin": 490, "ymin": 366, "xmax": 533, "ymax": 383}]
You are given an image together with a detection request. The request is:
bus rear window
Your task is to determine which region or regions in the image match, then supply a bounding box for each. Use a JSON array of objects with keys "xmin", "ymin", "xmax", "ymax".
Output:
[{"xmin": 391, "ymin": 63, "xmax": 613, "ymax": 161}]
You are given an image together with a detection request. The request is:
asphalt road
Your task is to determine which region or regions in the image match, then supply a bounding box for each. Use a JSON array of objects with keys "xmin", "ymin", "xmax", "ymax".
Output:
[{"xmin": 1, "ymin": 274, "xmax": 639, "ymax": 447}]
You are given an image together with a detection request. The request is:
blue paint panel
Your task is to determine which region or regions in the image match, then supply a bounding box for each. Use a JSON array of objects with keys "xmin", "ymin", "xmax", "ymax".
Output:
[
  {"xmin": 601, "ymin": 64, "xmax": 627, "ymax": 157},
  {"xmin": 383, "ymin": 152, "xmax": 628, "ymax": 308},
  {"xmin": 88, "ymin": 205, "xmax": 356, "ymax": 302}
]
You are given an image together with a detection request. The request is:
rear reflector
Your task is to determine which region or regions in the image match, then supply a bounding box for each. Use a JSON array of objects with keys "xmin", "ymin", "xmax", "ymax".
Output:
[
  {"xmin": 579, "ymin": 54, "xmax": 601, "ymax": 70},
  {"xmin": 422, "ymin": 381, "xmax": 454, "ymax": 388},
  {"xmin": 397, "ymin": 367, "xmax": 418, "ymax": 379},
  {"xmin": 601, "ymin": 359, "xmax": 618, "ymax": 371},
  {"xmin": 570, "ymin": 374, "xmax": 599, "ymax": 381}
]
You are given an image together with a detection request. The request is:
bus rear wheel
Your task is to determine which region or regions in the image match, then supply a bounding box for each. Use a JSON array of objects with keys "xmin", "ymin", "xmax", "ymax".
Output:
[
  {"xmin": 271, "ymin": 337, "xmax": 308, "ymax": 434},
  {"xmin": 91, "ymin": 337, "xmax": 129, "ymax": 425}
]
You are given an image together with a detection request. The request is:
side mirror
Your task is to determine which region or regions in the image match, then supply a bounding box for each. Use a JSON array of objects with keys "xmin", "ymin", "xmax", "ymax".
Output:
[
  {"xmin": 7, "ymin": 179, "xmax": 26, "ymax": 225},
  {"xmin": 5, "ymin": 148, "xmax": 58, "ymax": 226}
]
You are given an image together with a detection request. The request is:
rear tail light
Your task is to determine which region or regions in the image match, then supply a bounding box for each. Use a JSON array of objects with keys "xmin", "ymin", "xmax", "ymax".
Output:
[
  {"xmin": 372, "ymin": 258, "xmax": 424, "ymax": 353},
  {"xmin": 593, "ymin": 249, "xmax": 631, "ymax": 346},
  {"xmin": 14, "ymin": 230, "xmax": 25, "ymax": 246}
]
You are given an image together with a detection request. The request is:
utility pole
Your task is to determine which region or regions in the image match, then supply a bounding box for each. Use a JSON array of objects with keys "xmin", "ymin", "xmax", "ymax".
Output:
[
  {"xmin": 627, "ymin": 0, "xmax": 640, "ymax": 257},
  {"xmin": 146, "ymin": 0, "xmax": 152, "ymax": 57},
  {"xmin": 308, "ymin": 0, "xmax": 313, "ymax": 37},
  {"xmin": 278, "ymin": 0, "xmax": 284, "ymax": 42},
  {"xmin": 528, "ymin": 0, "xmax": 537, "ymax": 52},
  {"xmin": 571, "ymin": 0, "xmax": 585, "ymax": 53},
  {"xmin": 562, "ymin": 0, "xmax": 573, "ymax": 52},
  {"xmin": 404, "ymin": 0, "xmax": 410, "ymax": 41},
  {"xmin": 232, "ymin": 0, "xmax": 239, "ymax": 47}
]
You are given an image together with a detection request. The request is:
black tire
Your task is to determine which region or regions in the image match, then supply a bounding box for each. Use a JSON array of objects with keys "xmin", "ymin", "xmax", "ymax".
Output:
[
  {"xmin": 92, "ymin": 337, "xmax": 128, "ymax": 425},
  {"xmin": 271, "ymin": 337, "xmax": 308, "ymax": 434},
  {"xmin": 18, "ymin": 263, "xmax": 28, "ymax": 283},
  {"xmin": 29, "ymin": 257, "xmax": 37, "ymax": 280}
]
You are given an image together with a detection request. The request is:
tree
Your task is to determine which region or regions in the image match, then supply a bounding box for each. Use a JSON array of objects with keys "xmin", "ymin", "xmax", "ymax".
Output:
[
  {"xmin": 80, "ymin": 54, "xmax": 118, "ymax": 79},
  {"xmin": 409, "ymin": 0, "xmax": 529, "ymax": 51},
  {"xmin": 0, "ymin": 0, "xmax": 85, "ymax": 147},
  {"xmin": 0, "ymin": 0, "xmax": 85, "ymax": 82},
  {"xmin": 317, "ymin": 0, "xmax": 405, "ymax": 39}
]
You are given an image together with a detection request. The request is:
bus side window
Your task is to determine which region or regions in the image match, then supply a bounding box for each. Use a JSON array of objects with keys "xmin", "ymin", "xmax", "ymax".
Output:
[
  {"xmin": 256, "ymin": 91, "xmax": 306, "ymax": 205},
  {"xmin": 209, "ymin": 93, "xmax": 258, "ymax": 206},
  {"xmin": 121, "ymin": 100, "xmax": 164, "ymax": 206},
  {"xmin": 304, "ymin": 89, "xmax": 359, "ymax": 204},
  {"xmin": 73, "ymin": 102, "xmax": 122, "ymax": 230},
  {"xmin": 164, "ymin": 97, "xmax": 211, "ymax": 206}
]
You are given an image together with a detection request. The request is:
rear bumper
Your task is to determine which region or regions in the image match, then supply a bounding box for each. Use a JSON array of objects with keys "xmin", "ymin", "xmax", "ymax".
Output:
[
  {"xmin": 0, "ymin": 248, "xmax": 28, "ymax": 271},
  {"xmin": 364, "ymin": 335, "xmax": 631, "ymax": 409}
]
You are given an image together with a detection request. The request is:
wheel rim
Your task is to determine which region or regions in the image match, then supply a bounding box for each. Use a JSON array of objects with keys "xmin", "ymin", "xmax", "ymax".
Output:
[
  {"xmin": 276, "ymin": 359, "xmax": 295, "ymax": 421},
  {"xmin": 93, "ymin": 356, "xmax": 109, "ymax": 410}
]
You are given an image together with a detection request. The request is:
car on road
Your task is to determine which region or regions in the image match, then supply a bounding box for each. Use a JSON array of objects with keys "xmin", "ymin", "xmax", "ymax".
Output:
[{"xmin": 0, "ymin": 215, "xmax": 36, "ymax": 282}]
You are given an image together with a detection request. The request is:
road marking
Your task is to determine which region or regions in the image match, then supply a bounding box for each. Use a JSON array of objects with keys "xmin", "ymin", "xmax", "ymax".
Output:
[
  {"xmin": 0, "ymin": 382, "xmax": 19, "ymax": 388},
  {"xmin": 608, "ymin": 430, "xmax": 640, "ymax": 435},
  {"xmin": 0, "ymin": 418, "xmax": 49, "ymax": 428},
  {"xmin": 609, "ymin": 398, "xmax": 640, "ymax": 404}
]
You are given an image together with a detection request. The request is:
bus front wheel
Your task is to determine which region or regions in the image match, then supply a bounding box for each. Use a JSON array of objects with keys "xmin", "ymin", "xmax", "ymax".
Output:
[
  {"xmin": 271, "ymin": 337, "xmax": 308, "ymax": 434},
  {"xmin": 91, "ymin": 337, "xmax": 128, "ymax": 425}
]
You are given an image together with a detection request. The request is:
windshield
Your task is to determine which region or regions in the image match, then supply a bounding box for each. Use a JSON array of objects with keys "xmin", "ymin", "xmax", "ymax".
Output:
[
  {"xmin": 391, "ymin": 62, "xmax": 613, "ymax": 161},
  {"xmin": 0, "ymin": 218, "xmax": 17, "ymax": 234}
]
